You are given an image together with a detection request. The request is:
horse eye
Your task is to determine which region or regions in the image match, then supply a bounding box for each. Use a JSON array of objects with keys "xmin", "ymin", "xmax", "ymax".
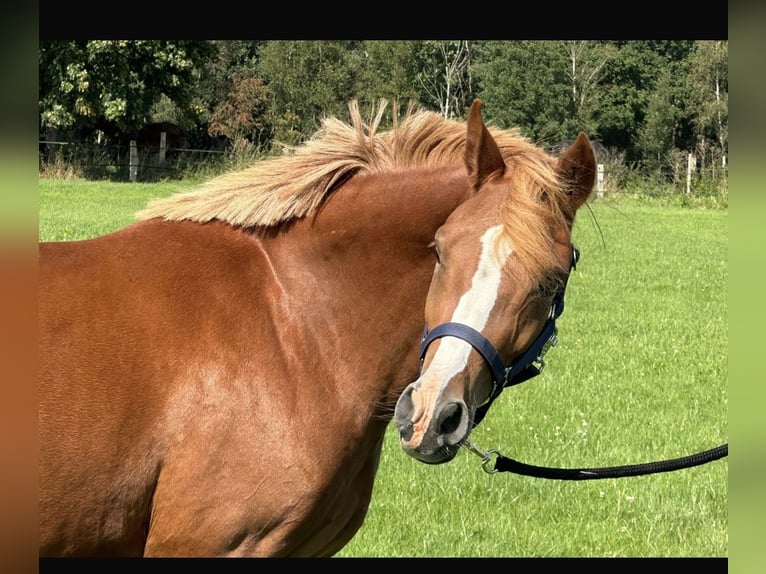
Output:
[{"xmin": 433, "ymin": 244, "xmax": 442, "ymax": 265}]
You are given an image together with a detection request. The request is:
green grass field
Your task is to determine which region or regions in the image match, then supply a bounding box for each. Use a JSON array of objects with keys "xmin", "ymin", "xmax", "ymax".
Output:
[{"xmin": 38, "ymin": 179, "xmax": 728, "ymax": 557}]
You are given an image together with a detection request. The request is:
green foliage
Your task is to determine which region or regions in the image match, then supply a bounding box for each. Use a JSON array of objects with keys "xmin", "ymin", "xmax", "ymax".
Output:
[
  {"xmin": 357, "ymin": 41, "xmax": 421, "ymax": 109},
  {"xmin": 473, "ymin": 41, "xmax": 571, "ymax": 141},
  {"xmin": 208, "ymin": 76, "xmax": 270, "ymax": 149},
  {"xmin": 257, "ymin": 41, "xmax": 366, "ymax": 145},
  {"xmin": 39, "ymin": 39, "xmax": 728, "ymax": 198},
  {"xmin": 596, "ymin": 41, "xmax": 696, "ymax": 160},
  {"xmin": 637, "ymin": 68, "xmax": 679, "ymax": 164},
  {"xmin": 413, "ymin": 41, "xmax": 473, "ymax": 118},
  {"xmin": 563, "ymin": 41, "xmax": 619, "ymax": 137},
  {"xmin": 683, "ymin": 41, "xmax": 728, "ymax": 162},
  {"xmin": 190, "ymin": 41, "xmax": 265, "ymax": 142},
  {"xmin": 39, "ymin": 41, "xmax": 215, "ymax": 134},
  {"xmin": 474, "ymin": 40, "xmax": 618, "ymax": 141}
]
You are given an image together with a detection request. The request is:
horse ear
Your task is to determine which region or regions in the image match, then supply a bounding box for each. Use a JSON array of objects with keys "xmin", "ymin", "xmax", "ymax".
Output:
[
  {"xmin": 464, "ymin": 99, "xmax": 505, "ymax": 190},
  {"xmin": 556, "ymin": 132, "xmax": 596, "ymax": 212}
]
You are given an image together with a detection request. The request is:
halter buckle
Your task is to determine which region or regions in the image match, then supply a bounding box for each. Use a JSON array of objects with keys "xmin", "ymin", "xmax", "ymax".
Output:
[
  {"xmin": 532, "ymin": 327, "xmax": 558, "ymax": 374},
  {"xmin": 542, "ymin": 327, "xmax": 558, "ymax": 355}
]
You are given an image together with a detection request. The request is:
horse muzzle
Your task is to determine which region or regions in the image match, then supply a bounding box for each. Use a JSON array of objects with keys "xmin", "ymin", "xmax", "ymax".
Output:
[{"xmin": 393, "ymin": 382, "xmax": 471, "ymax": 464}]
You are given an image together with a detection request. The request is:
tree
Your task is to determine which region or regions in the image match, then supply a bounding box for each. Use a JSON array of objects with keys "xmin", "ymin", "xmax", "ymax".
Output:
[
  {"xmin": 257, "ymin": 41, "xmax": 365, "ymax": 146},
  {"xmin": 684, "ymin": 41, "xmax": 728, "ymax": 169},
  {"xmin": 357, "ymin": 41, "xmax": 421, "ymax": 112},
  {"xmin": 39, "ymin": 40, "xmax": 215, "ymax": 137},
  {"xmin": 208, "ymin": 76, "xmax": 270, "ymax": 151},
  {"xmin": 637, "ymin": 67, "xmax": 679, "ymax": 172},
  {"xmin": 414, "ymin": 41, "xmax": 473, "ymax": 119},
  {"xmin": 472, "ymin": 41, "xmax": 570, "ymax": 143},
  {"xmin": 560, "ymin": 41, "xmax": 616, "ymax": 137},
  {"xmin": 596, "ymin": 41, "xmax": 694, "ymax": 161},
  {"xmin": 38, "ymin": 38, "xmax": 727, "ymax": 186}
]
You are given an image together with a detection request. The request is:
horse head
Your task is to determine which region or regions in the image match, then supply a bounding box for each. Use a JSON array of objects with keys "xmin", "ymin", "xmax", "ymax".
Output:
[{"xmin": 394, "ymin": 100, "xmax": 595, "ymax": 464}]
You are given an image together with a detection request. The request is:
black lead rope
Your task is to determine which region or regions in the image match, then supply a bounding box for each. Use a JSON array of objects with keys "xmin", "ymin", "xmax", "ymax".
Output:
[{"xmin": 463, "ymin": 441, "xmax": 728, "ymax": 479}]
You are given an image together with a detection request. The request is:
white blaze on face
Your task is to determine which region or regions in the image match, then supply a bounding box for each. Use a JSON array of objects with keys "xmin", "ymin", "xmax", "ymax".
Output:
[{"xmin": 423, "ymin": 225, "xmax": 513, "ymax": 385}]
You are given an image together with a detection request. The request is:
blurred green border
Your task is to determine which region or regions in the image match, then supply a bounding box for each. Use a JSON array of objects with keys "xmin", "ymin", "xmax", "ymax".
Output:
[{"xmin": 729, "ymin": 7, "xmax": 765, "ymax": 574}]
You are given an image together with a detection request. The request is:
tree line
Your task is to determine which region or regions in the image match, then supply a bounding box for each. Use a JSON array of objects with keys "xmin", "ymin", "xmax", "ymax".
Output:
[{"xmin": 39, "ymin": 40, "xmax": 728, "ymax": 178}]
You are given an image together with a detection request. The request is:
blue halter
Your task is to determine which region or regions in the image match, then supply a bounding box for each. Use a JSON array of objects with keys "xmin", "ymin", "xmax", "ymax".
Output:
[{"xmin": 419, "ymin": 245, "xmax": 579, "ymax": 427}]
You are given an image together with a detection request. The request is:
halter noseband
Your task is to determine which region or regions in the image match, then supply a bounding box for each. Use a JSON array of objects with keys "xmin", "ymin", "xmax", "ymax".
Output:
[{"xmin": 419, "ymin": 245, "xmax": 580, "ymax": 427}]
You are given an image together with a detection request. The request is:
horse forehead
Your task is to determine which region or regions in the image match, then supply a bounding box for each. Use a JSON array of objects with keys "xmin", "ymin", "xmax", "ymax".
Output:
[
  {"xmin": 438, "ymin": 205, "xmax": 510, "ymax": 269},
  {"xmin": 440, "ymin": 179, "xmax": 507, "ymax": 234}
]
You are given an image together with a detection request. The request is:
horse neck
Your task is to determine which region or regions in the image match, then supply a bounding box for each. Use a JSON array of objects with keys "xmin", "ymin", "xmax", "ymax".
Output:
[{"xmin": 259, "ymin": 165, "xmax": 470, "ymax": 418}]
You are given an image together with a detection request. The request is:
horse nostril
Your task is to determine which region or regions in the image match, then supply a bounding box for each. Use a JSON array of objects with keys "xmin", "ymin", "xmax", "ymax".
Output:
[
  {"xmin": 399, "ymin": 422, "xmax": 413, "ymax": 442},
  {"xmin": 394, "ymin": 386, "xmax": 415, "ymax": 441},
  {"xmin": 437, "ymin": 401, "xmax": 463, "ymax": 437}
]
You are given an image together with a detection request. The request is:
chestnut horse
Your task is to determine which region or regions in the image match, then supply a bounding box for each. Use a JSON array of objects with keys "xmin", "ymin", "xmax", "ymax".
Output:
[{"xmin": 39, "ymin": 100, "xmax": 595, "ymax": 557}]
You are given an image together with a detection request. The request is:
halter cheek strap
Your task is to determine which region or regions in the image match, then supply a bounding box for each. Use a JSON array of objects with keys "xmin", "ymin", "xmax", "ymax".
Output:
[{"xmin": 419, "ymin": 245, "xmax": 579, "ymax": 427}]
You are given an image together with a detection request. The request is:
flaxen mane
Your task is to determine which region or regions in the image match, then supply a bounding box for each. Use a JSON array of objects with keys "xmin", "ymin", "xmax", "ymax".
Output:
[{"xmin": 137, "ymin": 99, "xmax": 569, "ymax": 277}]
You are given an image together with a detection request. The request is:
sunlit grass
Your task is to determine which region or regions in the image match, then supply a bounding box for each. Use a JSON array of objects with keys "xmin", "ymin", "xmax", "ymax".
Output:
[{"xmin": 38, "ymin": 179, "xmax": 183, "ymax": 241}]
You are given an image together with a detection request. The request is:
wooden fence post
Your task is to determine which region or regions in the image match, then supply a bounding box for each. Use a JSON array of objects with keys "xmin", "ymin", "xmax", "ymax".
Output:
[
  {"xmin": 597, "ymin": 164, "xmax": 604, "ymax": 198},
  {"xmin": 686, "ymin": 152, "xmax": 696, "ymax": 196},
  {"xmin": 159, "ymin": 132, "xmax": 167, "ymax": 166},
  {"xmin": 129, "ymin": 140, "xmax": 138, "ymax": 182}
]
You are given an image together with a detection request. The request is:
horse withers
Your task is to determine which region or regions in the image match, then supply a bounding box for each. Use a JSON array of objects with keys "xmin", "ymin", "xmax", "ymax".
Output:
[{"xmin": 39, "ymin": 100, "xmax": 595, "ymax": 557}]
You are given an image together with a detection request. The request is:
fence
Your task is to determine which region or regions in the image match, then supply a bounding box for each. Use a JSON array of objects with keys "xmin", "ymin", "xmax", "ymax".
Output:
[
  {"xmin": 41, "ymin": 133, "xmax": 727, "ymax": 198},
  {"xmin": 39, "ymin": 133, "xmax": 228, "ymax": 182}
]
